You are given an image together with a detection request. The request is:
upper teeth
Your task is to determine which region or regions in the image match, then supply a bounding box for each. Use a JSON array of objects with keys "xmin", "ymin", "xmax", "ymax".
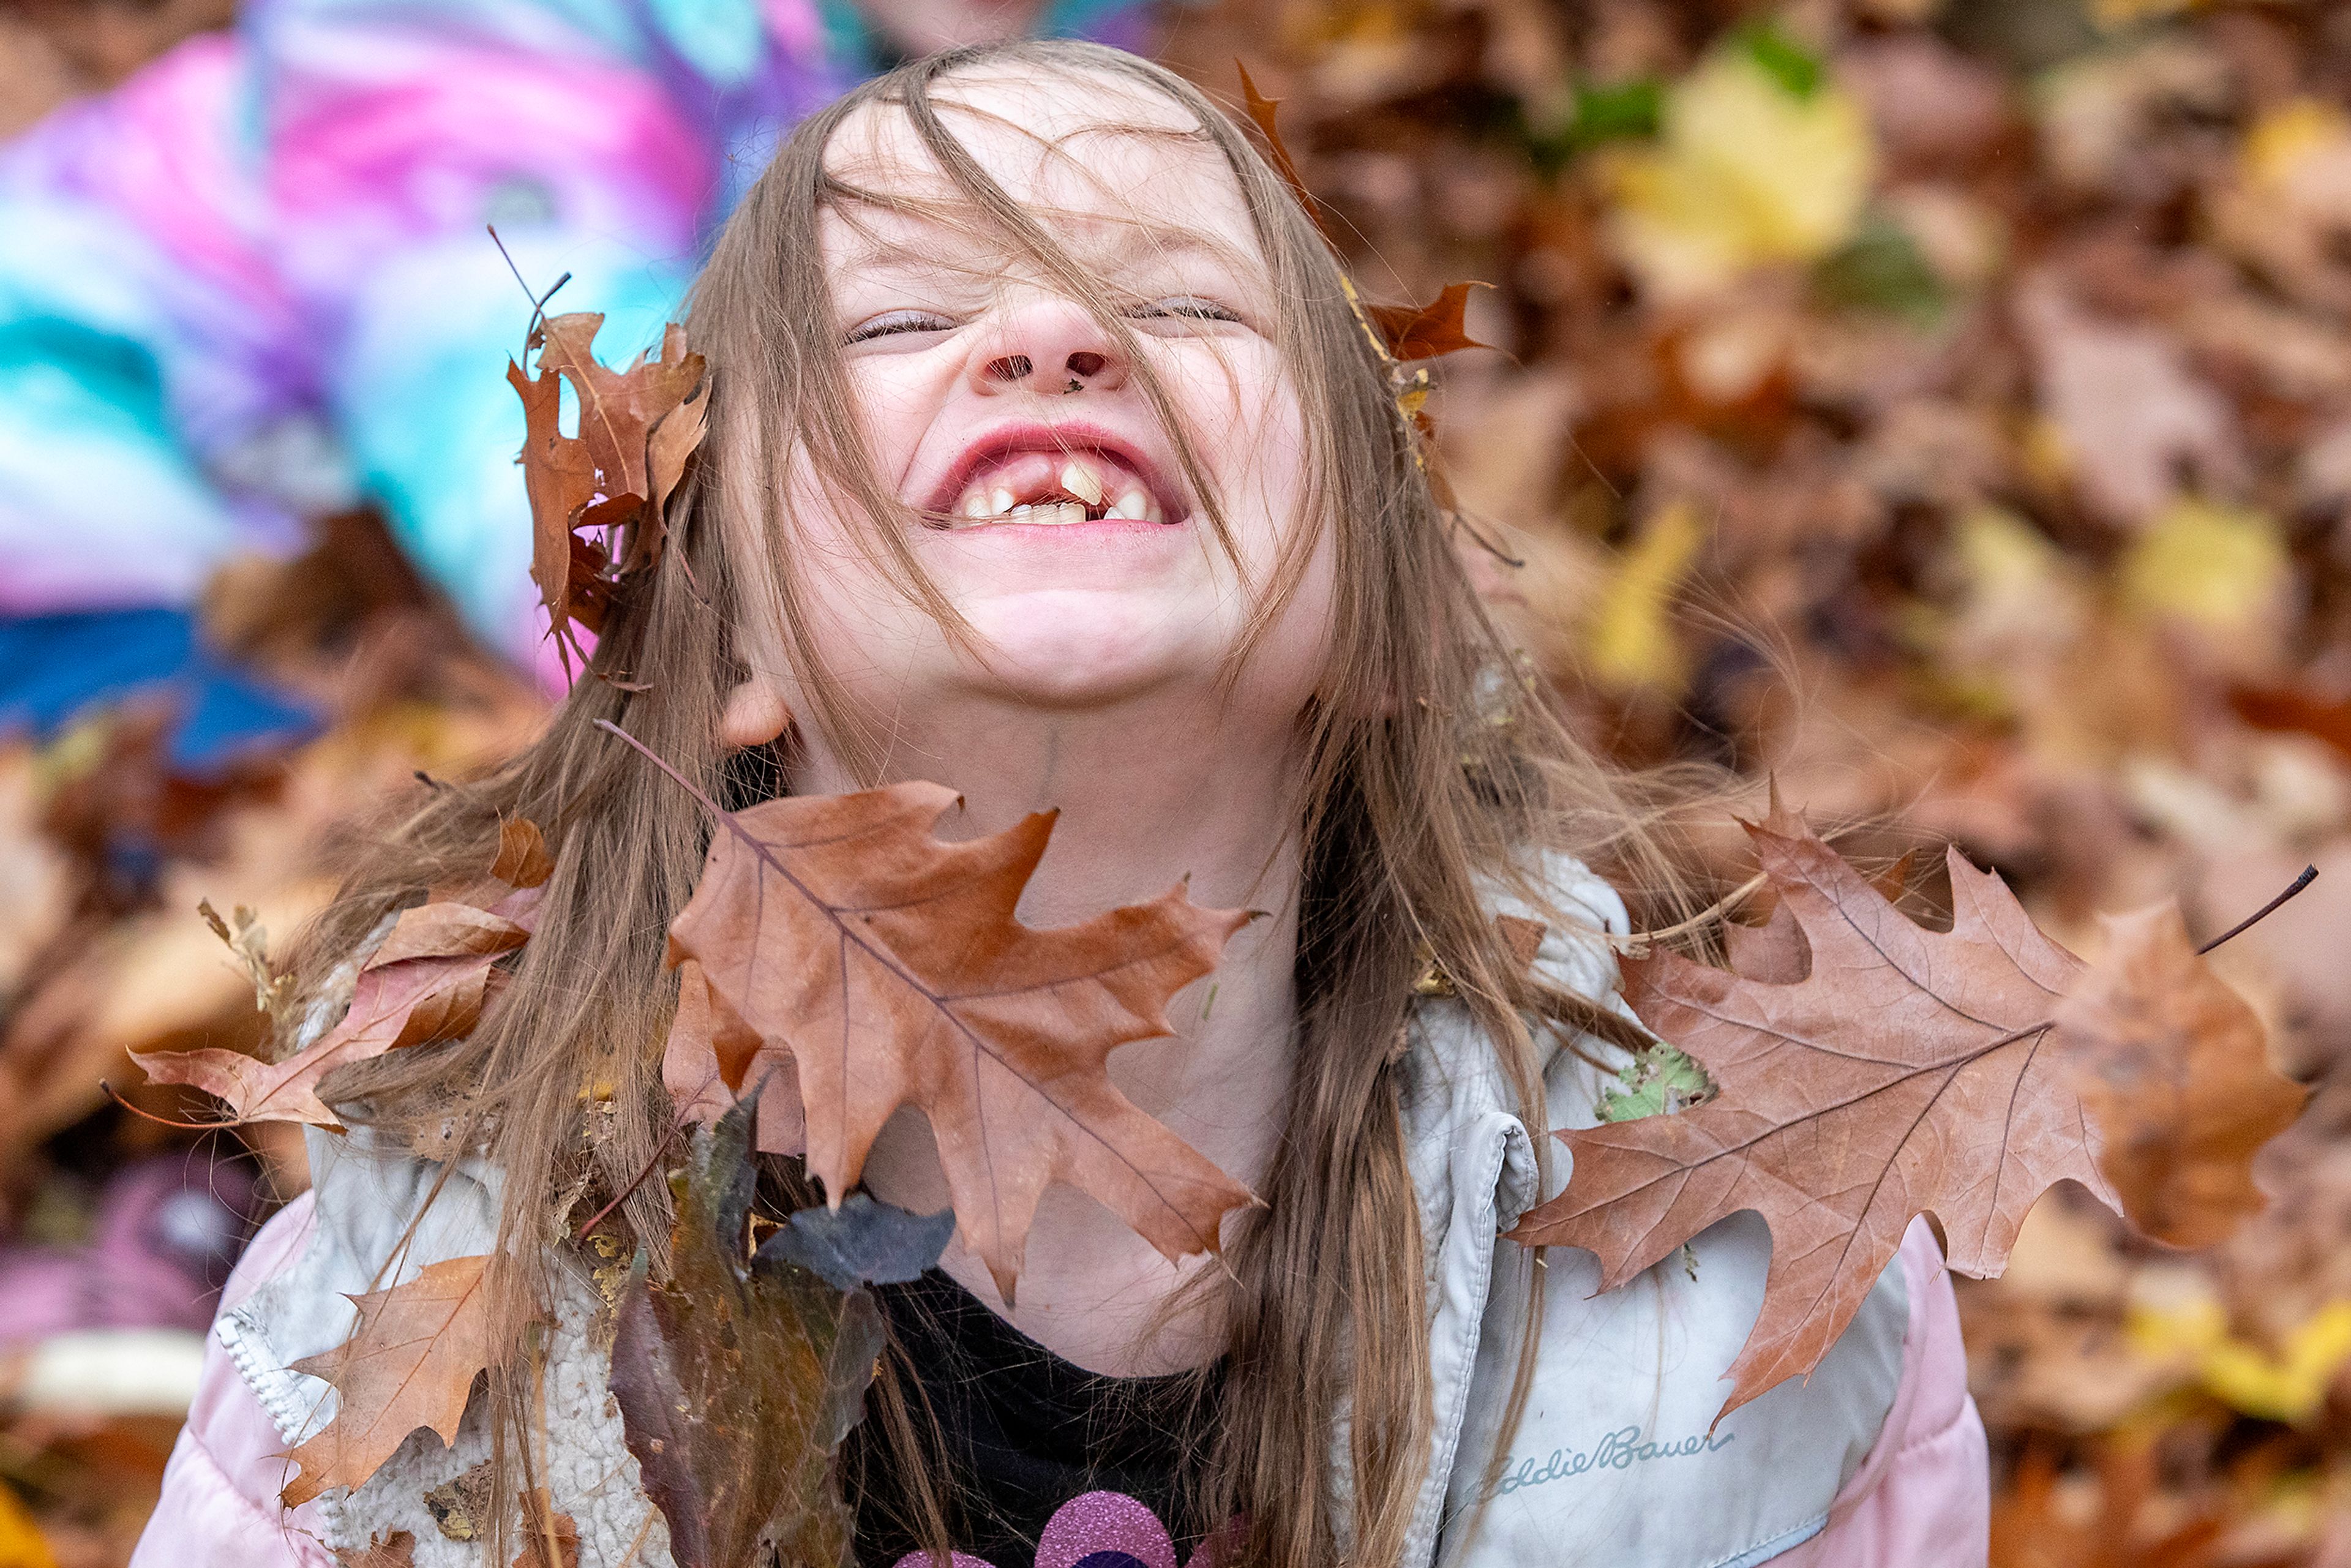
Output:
[{"xmin": 947, "ymin": 454, "xmax": 1165, "ymax": 526}]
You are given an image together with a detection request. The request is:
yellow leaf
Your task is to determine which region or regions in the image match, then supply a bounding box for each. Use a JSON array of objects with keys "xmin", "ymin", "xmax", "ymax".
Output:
[
  {"xmin": 2129, "ymin": 1296, "xmax": 2351, "ymax": 1425},
  {"xmin": 0, "ymin": 1482, "xmax": 56, "ymax": 1568},
  {"xmin": 1606, "ymin": 50, "xmax": 1875, "ymax": 299},
  {"xmin": 2117, "ymin": 497, "xmax": 2287, "ymax": 633},
  {"xmin": 1585, "ymin": 502, "xmax": 1703, "ymax": 695},
  {"xmin": 2242, "ymin": 98, "xmax": 2351, "ymax": 190}
]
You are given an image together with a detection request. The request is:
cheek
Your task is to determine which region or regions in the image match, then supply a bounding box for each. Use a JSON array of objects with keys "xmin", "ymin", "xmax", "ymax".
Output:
[
  {"xmin": 771, "ymin": 452, "xmax": 943, "ymax": 677},
  {"xmin": 845, "ymin": 361, "xmax": 940, "ymax": 481},
  {"xmin": 1156, "ymin": 343, "xmax": 1310, "ymax": 561}
]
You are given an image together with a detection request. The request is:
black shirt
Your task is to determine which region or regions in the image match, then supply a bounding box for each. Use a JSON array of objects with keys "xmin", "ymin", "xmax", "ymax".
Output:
[{"xmin": 850, "ymin": 1269, "xmax": 1224, "ymax": 1567}]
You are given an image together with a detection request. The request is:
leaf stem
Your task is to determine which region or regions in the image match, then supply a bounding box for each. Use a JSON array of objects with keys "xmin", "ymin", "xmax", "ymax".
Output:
[
  {"xmin": 577, "ymin": 1120, "xmax": 685, "ymax": 1242},
  {"xmin": 2197, "ymin": 865, "xmax": 2319, "ymax": 956},
  {"xmin": 100, "ymin": 1079, "xmax": 234, "ymax": 1132},
  {"xmin": 486, "ymin": 224, "xmax": 571, "ymax": 343}
]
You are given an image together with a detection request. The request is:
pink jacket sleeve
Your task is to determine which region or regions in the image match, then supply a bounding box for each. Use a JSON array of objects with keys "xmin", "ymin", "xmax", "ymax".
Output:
[
  {"xmin": 133, "ymin": 1193, "xmax": 336, "ymax": 1568},
  {"xmin": 1782, "ymin": 1223, "xmax": 1991, "ymax": 1567}
]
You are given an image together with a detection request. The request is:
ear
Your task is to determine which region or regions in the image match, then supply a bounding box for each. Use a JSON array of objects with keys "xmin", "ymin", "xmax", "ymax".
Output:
[{"xmin": 720, "ymin": 682, "xmax": 794, "ymax": 748}]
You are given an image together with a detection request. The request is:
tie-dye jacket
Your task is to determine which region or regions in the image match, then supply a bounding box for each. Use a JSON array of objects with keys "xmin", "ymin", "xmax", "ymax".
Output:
[
  {"xmin": 0, "ymin": 0, "xmax": 1145, "ymax": 672},
  {"xmin": 132, "ymin": 857, "xmax": 1990, "ymax": 1568}
]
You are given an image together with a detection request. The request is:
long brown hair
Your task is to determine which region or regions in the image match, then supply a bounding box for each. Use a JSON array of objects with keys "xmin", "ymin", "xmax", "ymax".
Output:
[{"xmin": 296, "ymin": 40, "xmax": 1684, "ymax": 1567}]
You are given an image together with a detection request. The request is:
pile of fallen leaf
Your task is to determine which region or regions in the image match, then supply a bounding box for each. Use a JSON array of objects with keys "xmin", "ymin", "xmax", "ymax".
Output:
[
  {"xmin": 1160, "ymin": 0, "xmax": 2351, "ymax": 1560},
  {"xmin": 0, "ymin": 510, "xmax": 547, "ymax": 1566},
  {"xmin": 13, "ymin": 0, "xmax": 2351, "ymax": 1562}
]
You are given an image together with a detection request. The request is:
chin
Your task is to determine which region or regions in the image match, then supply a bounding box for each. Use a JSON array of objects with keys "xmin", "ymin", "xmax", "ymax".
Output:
[{"xmin": 958, "ymin": 601, "xmax": 1220, "ymax": 705}]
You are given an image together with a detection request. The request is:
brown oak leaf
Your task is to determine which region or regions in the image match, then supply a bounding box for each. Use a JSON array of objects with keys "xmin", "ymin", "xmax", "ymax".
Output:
[
  {"xmin": 488, "ymin": 816, "xmax": 555, "ymax": 893},
  {"xmin": 1507, "ymin": 812, "xmax": 2298, "ymax": 1420},
  {"xmin": 281, "ymin": 1254, "xmax": 493, "ymax": 1506},
  {"xmin": 1365, "ymin": 283, "xmax": 1491, "ymax": 361},
  {"xmin": 509, "ymin": 314, "xmax": 705, "ymax": 661},
  {"xmin": 333, "ymin": 1531, "xmax": 416, "ymax": 1567},
  {"xmin": 1233, "ymin": 64, "xmax": 1488, "ymax": 367},
  {"xmin": 135, "ymin": 838, "xmax": 546, "ymax": 1129},
  {"xmin": 506, "ymin": 355, "xmax": 597, "ymax": 649},
  {"xmin": 2058, "ymin": 902, "xmax": 2305, "ymax": 1249},
  {"xmin": 534, "ymin": 316, "xmax": 701, "ymax": 542},
  {"xmin": 648, "ymin": 757, "xmax": 1256, "ymax": 1302},
  {"xmin": 662, "ymin": 956, "xmax": 802, "ymax": 1150},
  {"xmin": 511, "ymin": 1492, "xmax": 580, "ymax": 1568},
  {"xmin": 1235, "ymin": 62, "xmax": 1326, "ymax": 242}
]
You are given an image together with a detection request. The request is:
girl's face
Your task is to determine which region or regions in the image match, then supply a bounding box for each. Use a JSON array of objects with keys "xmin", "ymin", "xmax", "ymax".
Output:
[{"xmin": 756, "ymin": 67, "xmax": 1334, "ymax": 760}]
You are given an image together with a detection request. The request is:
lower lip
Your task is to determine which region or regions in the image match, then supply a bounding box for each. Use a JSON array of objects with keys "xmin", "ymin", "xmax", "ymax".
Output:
[{"xmin": 935, "ymin": 515, "xmax": 1185, "ymax": 538}]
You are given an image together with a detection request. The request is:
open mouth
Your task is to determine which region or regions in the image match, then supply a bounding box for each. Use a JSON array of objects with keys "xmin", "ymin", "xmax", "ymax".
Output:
[{"xmin": 928, "ymin": 436, "xmax": 1179, "ymax": 530}]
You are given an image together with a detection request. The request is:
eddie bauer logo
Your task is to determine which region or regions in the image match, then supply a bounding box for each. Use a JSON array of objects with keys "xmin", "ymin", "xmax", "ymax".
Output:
[{"xmin": 1488, "ymin": 1424, "xmax": 1736, "ymax": 1498}]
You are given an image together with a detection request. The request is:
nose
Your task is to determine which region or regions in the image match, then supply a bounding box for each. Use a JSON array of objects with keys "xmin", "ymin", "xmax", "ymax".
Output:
[{"xmin": 969, "ymin": 294, "xmax": 1129, "ymax": 399}]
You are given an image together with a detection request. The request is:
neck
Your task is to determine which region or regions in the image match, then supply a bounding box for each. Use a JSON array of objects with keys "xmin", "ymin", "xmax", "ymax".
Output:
[{"xmin": 794, "ymin": 683, "xmax": 1305, "ymax": 1375}]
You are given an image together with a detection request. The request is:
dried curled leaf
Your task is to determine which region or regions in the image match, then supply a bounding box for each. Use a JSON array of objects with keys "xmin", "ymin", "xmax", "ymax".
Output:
[
  {"xmin": 136, "ymin": 830, "xmax": 548, "ymax": 1129},
  {"xmin": 608, "ymin": 1095, "xmax": 882, "ymax": 1568},
  {"xmin": 200, "ymin": 898, "xmax": 296, "ymax": 1023},
  {"xmin": 281, "ymin": 1255, "xmax": 493, "ymax": 1507},
  {"xmin": 1235, "ymin": 63, "xmax": 1488, "ymax": 367},
  {"xmin": 489, "ymin": 817, "xmax": 555, "ymax": 892},
  {"xmin": 659, "ymin": 773, "xmax": 1258, "ymax": 1302},
  {"xmin": 509, "ymin": 313, "xmax": 706, "ymax": 663},
  {"xmin": 2059, "ymin": 902, "xmax": 2305, "ymax": 1248},
  {"xmin": 1365, "ymin": 283, "xmax": 1491, "ymax": 361},
  {"xmin": 334, "ymin": 1531, "xmax": 417, "ymax": 1568},
  {"xmin": 1235, "ymin": 61, "xmax": 1326, "ymax": 240},
  {"xmin": 511, "ymin": 1491, "xmax": 580, "ymax": 1568},
  {"xmin": 1509, "ymin": 810, "xmax": 2300, "ymax": 1421}
]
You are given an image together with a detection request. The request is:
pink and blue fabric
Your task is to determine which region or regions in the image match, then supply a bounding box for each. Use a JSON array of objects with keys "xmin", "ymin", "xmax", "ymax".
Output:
[{"xmin": 0, "ymin": 0, "xmax": 1151, "ymax": 766}]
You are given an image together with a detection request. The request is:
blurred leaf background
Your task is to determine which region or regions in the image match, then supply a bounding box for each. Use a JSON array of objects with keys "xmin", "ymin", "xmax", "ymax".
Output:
[{"xmin": 13, "ymin": 0, "xmax": 2351, "ymax": 1562}]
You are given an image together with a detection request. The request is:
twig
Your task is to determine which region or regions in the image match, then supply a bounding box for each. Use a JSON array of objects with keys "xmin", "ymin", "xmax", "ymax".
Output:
[
  {"xmin": 576, "ymin": 1121, "xmax": 684, "ymax": 1241},
  {"xmin": 100, "ymin": 1079, "xmax": 233, "ymax": 1132},
  {"xmin": 2198, "ymin": 865, "xmax": 2319, "ymax": 956},
  {"xmin": 487, "ymin": 224, "xmax": 571, "ymax": 342},
  {"xmin": 1604, "ymin": 872, "xmax": 1771, "ymax": 956}
]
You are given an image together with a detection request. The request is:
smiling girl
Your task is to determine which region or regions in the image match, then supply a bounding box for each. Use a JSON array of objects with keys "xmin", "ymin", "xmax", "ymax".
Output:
[{"xmin": 138, "ymin": 40, "xmax": 1987, "ymax": 1568}]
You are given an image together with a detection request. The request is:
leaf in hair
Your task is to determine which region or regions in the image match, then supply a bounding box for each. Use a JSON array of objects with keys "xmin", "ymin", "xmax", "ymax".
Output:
[
  {"xmin": 507, "ymin": 355, "xmax": 596, "ymax": 658},
  {"xmin": 280, "ymin": 1253, "xmax": 494, "ymax": 1507},
  {"xmin": 334, "ymin": 1531, "xmax": 418, "ymax": 1567},
  {"xmin": 1235, "ymin": 61, "xmax": 1330, "ymax": 242},
  {"xmin": 1507, "ymin": 809, "xmax": 2303, "ymax": 1422},
  {"xmin": 608, "ymin": 1093, "xmax": 881, "ymax": 1568},
  {"xmin": 489, "ymin": 816, "xmax": 555, "ymax": 892},
  {"xmin": 639, "ymin": 740, "xmax": 1258, "ymax": 1303},
  {"xmin": 511, "ymin": 1491, "xmax": 580, "ymax": 1568},
  {"xmin": 1365, "ymin": 283, "xmax": 1491, "ymax": 361},
  {"xmin": 134, "ymin": 829, "xmax": 550, "ymax": 1130},
  {"xmin": 509, "ymin": 314, "xmax": 705, "ymax": 662},
  {"xmin": 756, "ymin": 1191, "xmax": 955, "ymax": 1294}
]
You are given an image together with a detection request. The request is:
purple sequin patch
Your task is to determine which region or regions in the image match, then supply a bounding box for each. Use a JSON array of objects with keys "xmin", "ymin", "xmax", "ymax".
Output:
[{"xmin": 893, "ymin": 1490, "xmax": 1232, "ymax": 1568}]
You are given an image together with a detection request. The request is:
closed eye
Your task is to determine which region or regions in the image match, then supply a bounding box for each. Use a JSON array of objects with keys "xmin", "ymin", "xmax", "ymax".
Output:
[
  {"xmin": 1128, "ymin": 296, "xmax": 1243, "ymax": 324},
  {"xmin": 844, "ymin": 309, "xmax": 956, "ymax": 344}
]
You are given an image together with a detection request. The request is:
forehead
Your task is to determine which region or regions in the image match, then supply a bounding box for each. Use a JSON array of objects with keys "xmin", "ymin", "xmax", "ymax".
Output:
[{"xmin": 820, "ymin": 66, "xmax": 1258, "ymax": 263}]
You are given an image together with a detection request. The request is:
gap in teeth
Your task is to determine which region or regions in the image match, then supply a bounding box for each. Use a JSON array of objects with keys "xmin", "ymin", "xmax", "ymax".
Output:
[{"xmin": 953, "ymin": 456, "xmax": 1167, "ymax": 523}]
